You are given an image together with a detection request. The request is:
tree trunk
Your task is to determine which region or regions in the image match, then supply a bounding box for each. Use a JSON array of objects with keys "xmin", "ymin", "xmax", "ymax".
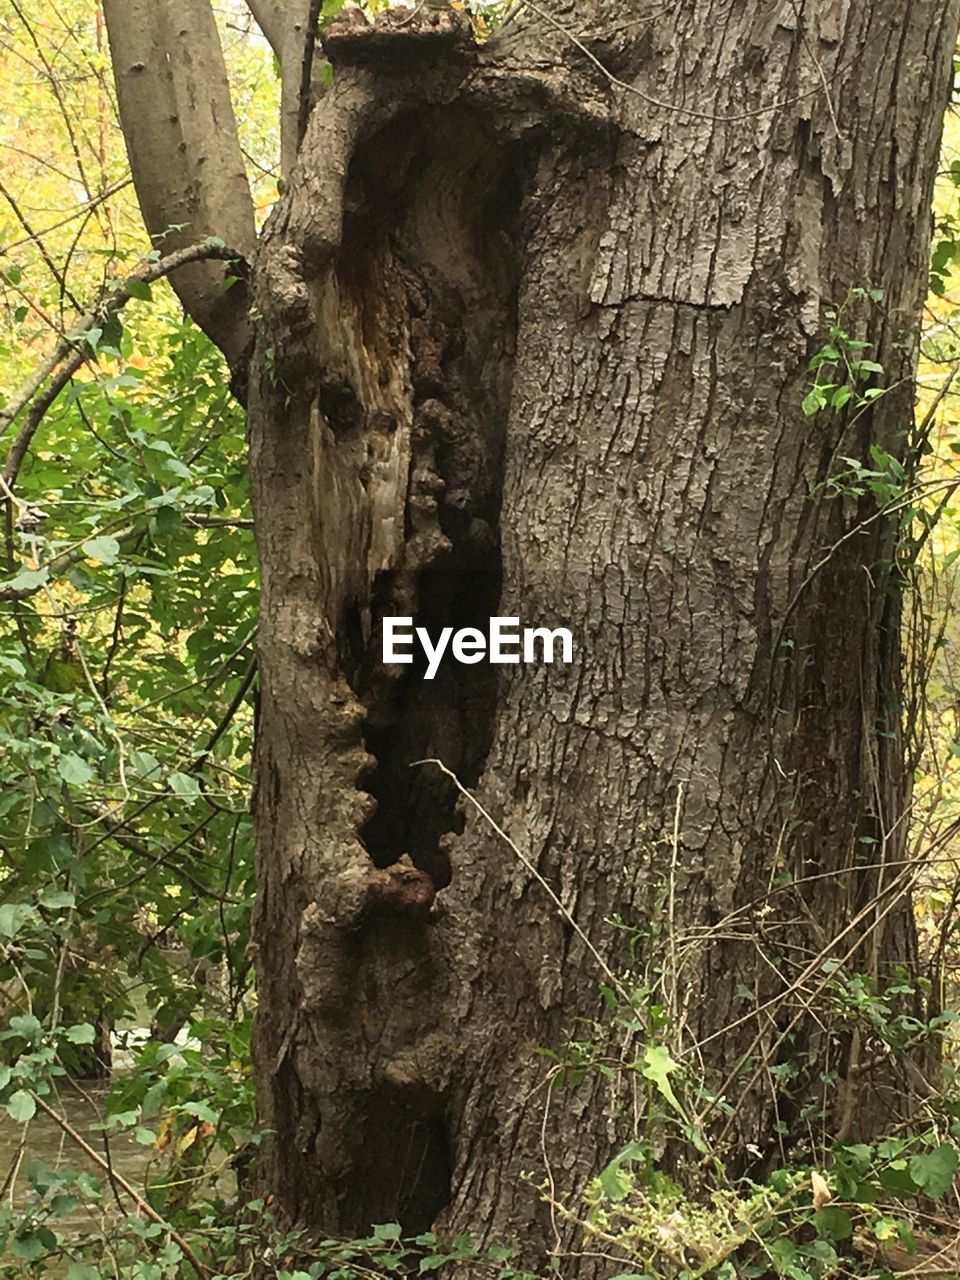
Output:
[{"xmin": 248, "ymin": 0, "xmax": 959, "ymax": 1266}]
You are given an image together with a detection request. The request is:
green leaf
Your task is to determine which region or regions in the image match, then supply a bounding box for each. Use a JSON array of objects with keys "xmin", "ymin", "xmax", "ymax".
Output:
[
  {"xmin": 58, "ymin": 752, "xmax": 95, "ymax": 786},
  {"xmin": 7, "ymin": 1090, "xmax": 36, "ymax": 1123},
  {"xmin": 768, "ymin": 1237, "xmax": 796, "ymax": 1271},
  {"xmin": 13, "ymin": 1230, "xmax": 49, "ymax": 1261},
  {"xmin": 4, "ymin": 566, "xmax": 49, "ymax": 593},
  {"xmin": 66, "ymin": 1265, "xmax": 103, "ymax": 1280},
  {"xmin": 814, "ymin": 1207, "xmax": 852, "ymax": 1241},
  {"xmin": 802, "ymin": 387, "xmax": 827, "ymax": 417},
  {"xmin": 126, "ymin": 279, "xmax": 153, "ymax": 302},
  {"xmin": 830, "ymin": 384, "xmax": 854, "ymax": 410},
  {"xmin": 168, "ymin": 770, "xmax": 201, "ymax": 800},
  {"xmin": 910, "ymin": 1144, "xmax": 959, "ymax": 1199},
  {"xmin": 181, "ymin": 1100, "xmax": 219, "ymax": 1124},
  {"xmin": 799, "ymin": 1239, "xmax": 838, "ymax": 1270},
  {"xmin": 81, "ymin": 535, "xmax": 121, "ymax": 565},
  {"xmin": 130, "ymin": 749, "xmax": 162, "ymax": 779},
  {"xmin": 0, "ymin": 902, "xmax": 27, "ymax": 938},
  {"xmin": 372, "ymin": 1223, "xmax": 402, "ymax": 1243},
  {"xmin": 38, "ymin": 887, "xmax": 75, "ymax": 910},
  {"xmin": 9, "ymin": 1013, "xmax": 42, "ymax": 1040},
  {"xmin": 843, "ymin": 1143, "xmax": 873, "ymax": 1166},
  {"xmin": 598, "ymin": 1139, "xmax": 646, "ymax": 1201},
  {"xmin": 64, "ymin": 1023, "xmax": 96, "ymax": 1045},
  {"xmin": 641, "ymin": 1042, "xmax": 681, "ymax": 1111}
]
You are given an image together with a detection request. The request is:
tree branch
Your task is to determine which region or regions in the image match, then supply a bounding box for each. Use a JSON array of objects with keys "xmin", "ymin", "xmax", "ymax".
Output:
[
  {"xmin": 102, "ymin": 0, "xmax": 257, "ymax": 366},
  {"xmin": 245, "ymin": 0, "xmax": 284, "ymax": 56},
  {"xmin": 297, "ymin": 0, "xmax": 324, "ymax": 149},
  {"xmin": 245, "ymin": 0, "xmax": 319, "ymax": 176},
  {"xmin": 0, "ymin": 240, "xmax": 246, "ymax": 493}
]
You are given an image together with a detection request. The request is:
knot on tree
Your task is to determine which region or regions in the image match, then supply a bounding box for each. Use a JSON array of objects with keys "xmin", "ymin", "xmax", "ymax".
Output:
[
  {"xmin": 321, "ymin": 5, "xmax": 476, "ymax": 71},
  {"xmin": 366, "ymin": 855, "xmax": 438, "ymax": 918}
]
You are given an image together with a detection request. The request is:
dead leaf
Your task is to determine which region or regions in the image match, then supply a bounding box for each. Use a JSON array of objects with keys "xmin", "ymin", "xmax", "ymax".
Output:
[{"xmin": 811, "ymin": 1170, "xmax": 832, "ymax": 1208}]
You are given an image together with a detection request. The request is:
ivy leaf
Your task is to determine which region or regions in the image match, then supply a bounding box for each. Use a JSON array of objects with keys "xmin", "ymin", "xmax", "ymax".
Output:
[
  {"xmin": 419, "ymin": 1257, "xmax": 448, "ymax": 1273},
  {"xmin": 372, "ymin": 1223, "xmax": 402, "ymax": 1243},
  {"xmin": 598, "ymin": 1139, "xmax": 646, "ymax": 1201},
  {"xmin": 641, "ymin": 1043, "xmax": 681, "ymax": 1111}
]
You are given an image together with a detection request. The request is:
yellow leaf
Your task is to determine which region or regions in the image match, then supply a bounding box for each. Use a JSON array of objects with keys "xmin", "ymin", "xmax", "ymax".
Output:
[
  {"xmin": 176, "ymin": 1125, "xmax": 199, "ymax": 1157},
  {"xmin": 156, "ymin": 1114, "xmax": 173, "ymax": 1154}
]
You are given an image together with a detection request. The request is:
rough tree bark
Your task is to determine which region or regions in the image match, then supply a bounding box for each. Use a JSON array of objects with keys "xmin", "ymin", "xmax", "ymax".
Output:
[{"xmin": 104, "ymin": 0, "xmax": 960, "ymax": 1271}]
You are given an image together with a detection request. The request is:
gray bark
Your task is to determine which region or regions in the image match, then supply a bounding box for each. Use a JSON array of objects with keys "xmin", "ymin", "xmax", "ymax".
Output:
[
  {"xmin": 113, "ymin": 0, "xmax": 955, "ymax": 1268},
  {"xmin": 103, "ymin": 0, "xmax": 256, "ymax": 366},
  {"xmin": 245, "ymin": 0, "xmax": 317, "ymax": 176}
]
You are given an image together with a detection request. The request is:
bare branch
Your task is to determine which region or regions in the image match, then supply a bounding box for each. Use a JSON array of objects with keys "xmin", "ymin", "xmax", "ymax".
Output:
[
  {"xmin": 102, "ymin": 0, "xmax": 257, "ymax": 365},
  {"xmin": 0, "ymin": 179, "xmax": 133, "ymax": 258}
]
